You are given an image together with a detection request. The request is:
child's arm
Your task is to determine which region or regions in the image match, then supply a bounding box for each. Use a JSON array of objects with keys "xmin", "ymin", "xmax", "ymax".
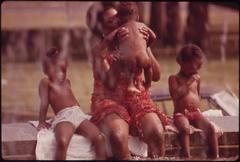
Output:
[
  {"xmin": 169, "ymin": 74, "xmax": 200, "ymax": 100},
  {"xmin": 37, "ymin": 78, "xmax": 51, "ymax": 131},
  {"xmin": 168, "ymin": 75, "xmax": 190, "ymax": 100}
]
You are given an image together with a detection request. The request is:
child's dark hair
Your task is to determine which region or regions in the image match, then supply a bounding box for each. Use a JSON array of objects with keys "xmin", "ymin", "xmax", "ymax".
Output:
[
  {"xmin": 42, "ymin": 47, "xmax": 60, "ymax": 73},
  {"xmin": 117, "ymin": 2, "xmax": 139, "ymax": 24},
  {"xmin": 176, "ymin": 44, "xmax": 204, "ymax": 63},
  {"xmin": 46, "ymin": 47, "xmax": 59, "ymax": 59}
]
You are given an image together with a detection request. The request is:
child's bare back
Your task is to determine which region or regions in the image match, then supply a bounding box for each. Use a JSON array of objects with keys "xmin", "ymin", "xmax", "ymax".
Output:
[
  {"xmin": 117, "ymin": 2, "xmax": 156, "ymax": 92},
  {"xmin": 119, "ymin": 21, "xmax": 151, "ymax": 68}
]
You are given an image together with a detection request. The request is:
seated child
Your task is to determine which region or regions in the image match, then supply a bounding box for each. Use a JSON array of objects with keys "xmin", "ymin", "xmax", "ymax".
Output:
[
  {"xmin": 37, "ymin": 47, "xmax": 107, "ymax": 160},
  {"xmin": 168, "ymin": 44, "xmax": 219, "ymax": 158},
  {"xmin": 116, "ymin": 2, "xmax": 157, "ymax": 92}
]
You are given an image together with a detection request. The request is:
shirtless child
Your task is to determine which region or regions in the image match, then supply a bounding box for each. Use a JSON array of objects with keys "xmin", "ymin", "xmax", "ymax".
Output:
[
  {"xmin": 116, "ymin": 2, "xmax": 157, "ymax": 92},
  {"xmin": 37, "ymin": 47, "xmax": 107, "ymax": 160},
  {"xmin": 168, "ymin": 44, "xmax": 219, "ymax": 158}
]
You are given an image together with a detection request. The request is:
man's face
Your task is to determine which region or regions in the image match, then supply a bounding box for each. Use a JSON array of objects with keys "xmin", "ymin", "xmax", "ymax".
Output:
[{"xmin": 103, "ymin": 8, "xmax": 118, "ymax": 29}]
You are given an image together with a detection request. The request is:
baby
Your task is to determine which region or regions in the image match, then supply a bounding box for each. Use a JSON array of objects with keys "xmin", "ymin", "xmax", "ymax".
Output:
[
  {"xmin": 168, "ymin": 44, "xmax": 219, "ymax": 158},
  {"xmin": 116, "ymin": 2, "xmax": 157, "ymax": 92},
  {"xmin": 37, "ymin": 47, "xmax": 107, "ymax": 160}
]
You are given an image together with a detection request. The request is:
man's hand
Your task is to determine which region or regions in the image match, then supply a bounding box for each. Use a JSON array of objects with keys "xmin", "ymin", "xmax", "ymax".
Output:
[
  {"xmin": 138, "ymin": 27, "xmax": 150, "ymax": 42},
  {"xmin": 117, "ymin": 27, "xmax": 129, "ymax": 41},
  {"xmin": 37, "ymin": 122, "xmax": 51, "ymax": 131}
]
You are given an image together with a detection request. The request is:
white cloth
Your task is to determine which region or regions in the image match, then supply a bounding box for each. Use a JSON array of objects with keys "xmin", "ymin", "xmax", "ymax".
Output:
[
  {"xmin": 29, "ymin": 120, "xmax": 148, "ymax": 160},
  {"xmin": 35, "ymin": 128, "xmax": 95, "ymax": 160},
  {"xmin": 51, "ymin": 105, "xmax": 90, "ymax": 129},
  {"xmin": 30, "ymin": 114, "xmax": 223, "ymax": 159}
]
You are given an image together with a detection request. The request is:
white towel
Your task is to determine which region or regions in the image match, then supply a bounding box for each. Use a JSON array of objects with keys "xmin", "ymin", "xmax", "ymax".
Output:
[
  {"xmin": 30, "ymin": 115, "xmax": 222, "ymax": 160},
  {"xmin": 29, "ymin": 120, "xmax": 148, "ymax": 160}
]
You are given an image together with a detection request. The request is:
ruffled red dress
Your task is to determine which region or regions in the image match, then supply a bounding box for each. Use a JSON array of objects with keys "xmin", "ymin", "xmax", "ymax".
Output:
[{"xmin": 90, "ymin": 54, "xmax": 168, "ymax": 137}]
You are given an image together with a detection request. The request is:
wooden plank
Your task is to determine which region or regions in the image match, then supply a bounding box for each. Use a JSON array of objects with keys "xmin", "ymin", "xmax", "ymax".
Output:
[
  {"xmin": 149, "ymin": 86, "xmax": 223, "ymax": 101},
  {"xmin": 1, "ymin": 116, "xmax": 238, "ymax": 159},
  {"xmin": 2, "ymin": 123, "xmax": 37, "ymax": 141},
  {"xmin": 2, "ymin": 140, "xmax": 36, "ymax": 156},
  {"xmin": 2, "ymin": 154, "xmax": 35, "ymax": 160}
]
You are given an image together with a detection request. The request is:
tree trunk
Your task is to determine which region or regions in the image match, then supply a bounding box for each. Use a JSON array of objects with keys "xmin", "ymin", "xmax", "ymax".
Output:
[
  {"xmin": 150, "ymin": 2, "xmax": 166, "ymax": 45},
  {"xmin": 164, "ymin": 2, "xmax": 181, "ymax": 47},
  {"xmin": 184, "ymin": 2, "xmax": 209, "ymax": 53}
]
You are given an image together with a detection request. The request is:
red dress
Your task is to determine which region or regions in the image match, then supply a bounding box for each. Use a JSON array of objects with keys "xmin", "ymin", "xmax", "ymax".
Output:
[
  {"xmin": 123, "ymin": 70, "xmax": 169, "ymax": 138},
  {"xmin": 90, "ymin": 54, "xmax": 169, "ymax": 137},
  {"xmin": 90, "ymin": 54, "xmax": 131, "ymax": 125}
]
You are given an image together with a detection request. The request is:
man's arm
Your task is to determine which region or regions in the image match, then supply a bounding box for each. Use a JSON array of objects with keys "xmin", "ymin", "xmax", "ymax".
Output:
[
  {"xmin": 197, "ymin": 77, "xmax": 201, "ymax": 98},
  {"xmin": 147, "ymin": 47, "xmax": 160, "ymax": 81},
  {"xmin": 92, "ymin": 27, "xmax": 130, "ymax": 90},
  {"xmin": 147, "ymin": 27, "xmax": 157, "ymax": 45},
  {"xmin": 37, "ymin": 78, "xmax": 50, "ymax": 130}
]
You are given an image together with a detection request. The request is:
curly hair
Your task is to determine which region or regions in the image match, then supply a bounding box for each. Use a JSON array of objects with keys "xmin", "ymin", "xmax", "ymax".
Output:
[
  {"xmin": 176, "ymin": 44, "xmax": 204, "ymax": 63},
  {"xmin": 117, "ymin": 2, "xmax": 139, "ymax": 24},
  {"xmin": 42, "ymin": 47, "xmax": 60, "ymax": 74}
]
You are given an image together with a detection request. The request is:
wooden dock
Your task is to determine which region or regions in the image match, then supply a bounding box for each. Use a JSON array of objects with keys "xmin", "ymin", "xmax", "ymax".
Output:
[{"xmin": 2, "ymin": 116, "xmax": 239, "ymax": 160}]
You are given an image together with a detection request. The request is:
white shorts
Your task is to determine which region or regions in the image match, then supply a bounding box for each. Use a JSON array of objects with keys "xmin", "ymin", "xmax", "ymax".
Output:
[{"xmin": 51, "ymin": 105, "xmax": 91, "ymax": 129}]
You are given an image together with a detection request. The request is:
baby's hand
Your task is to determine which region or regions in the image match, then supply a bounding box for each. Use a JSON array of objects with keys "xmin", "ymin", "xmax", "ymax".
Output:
[
  {"xmin": 187, "ymin": 74, "xmax": 200, "ymax": 85},
  {"xmin": 192, "ymin": 74, "xmax": 200, "ymax": 81},
  {"xmin": 37, "ymin": 122, "xmax": 51, "ymax": 131}
]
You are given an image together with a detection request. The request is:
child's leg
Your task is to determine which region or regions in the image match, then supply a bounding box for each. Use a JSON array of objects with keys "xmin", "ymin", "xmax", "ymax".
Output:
[
  {"xmin": 75, "ymin": 119, "xmax": 107, "ymax": 160},
  {"xmin": 174, "ymin": 114, "xmax": 191, "ymax": 158},
  {"xmin": 125, "ymin": 59, "xmax": 140, "ymax": 93},
  {"xmin": 127, "ymin": 73, "xmax": 141, "ymax": 93},
  {"xmin": 140, "ymin": 112, "xmax": 165, "ymax": 158},
  {"xmin": 98, "ymin": 113, "xmax": 130, "ymax": 160},
  {"xmin": 54, "ymin": 122, "xmax": 75, "ymax": 160},
  {"xmin": 191, "ymin": 113, "xmax": 219, "ymax": 158},
  {"xmin": 143, "ymin": 65, "xmax": 152, "ymax": 90}
]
